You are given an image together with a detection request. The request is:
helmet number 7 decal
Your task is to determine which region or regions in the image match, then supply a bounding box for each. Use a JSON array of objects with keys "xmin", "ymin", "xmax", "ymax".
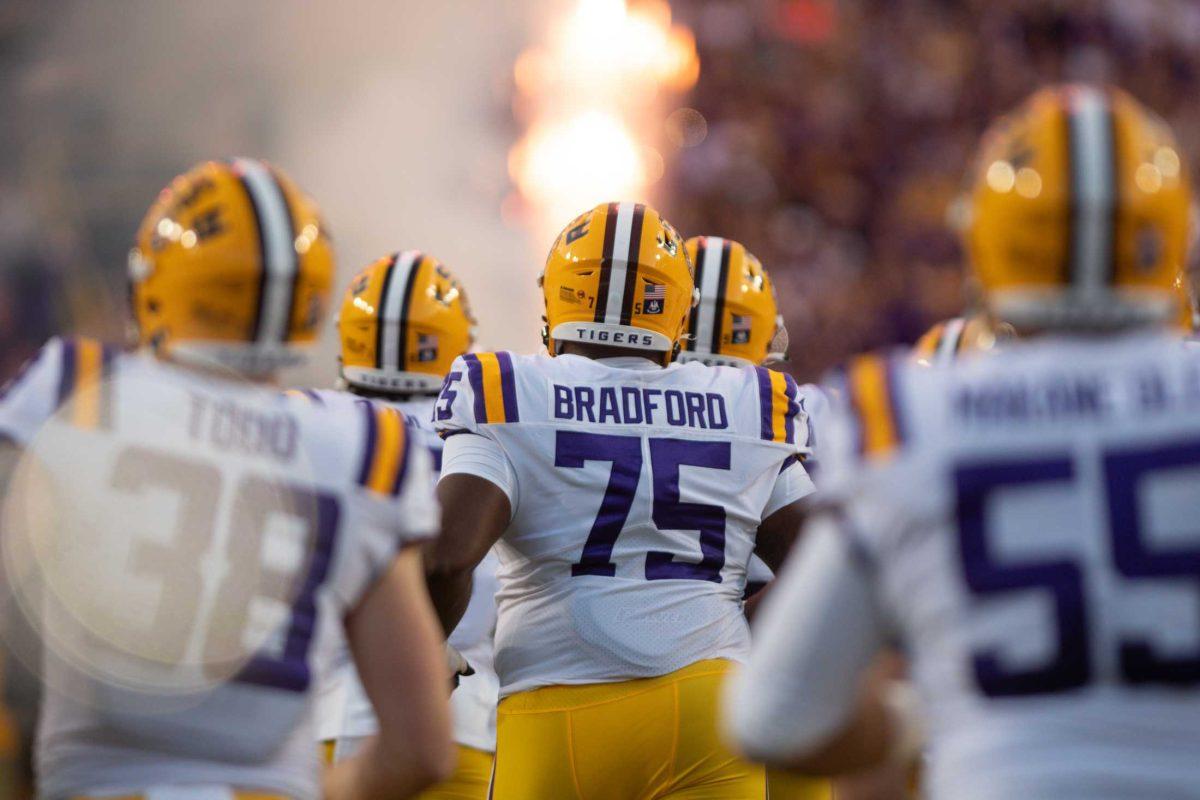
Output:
[{"xmin": 556, "ymin": 431, "xmax": 729, "ymax": 582}]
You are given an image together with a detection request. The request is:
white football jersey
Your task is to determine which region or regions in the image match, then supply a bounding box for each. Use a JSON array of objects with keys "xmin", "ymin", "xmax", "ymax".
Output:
[
  {"xmin": 313, "ymin": 393, "xmax": 500, "ymax": 753},
  {"xmin": 0, "ymin": 338, "xmax": 437, "ymax": 800},
  {"xmin": 435, "ymin": 352, "xmax": 813, "ymax": 696},
  {"xmin": 819, "ymin": 333, "xmax": 1200, "ymax": 799}
]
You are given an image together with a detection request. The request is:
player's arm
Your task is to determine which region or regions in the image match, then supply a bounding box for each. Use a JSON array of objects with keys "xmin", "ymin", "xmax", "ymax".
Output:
[
  {"xmin": 323, "ymin": 546, "xmax": 455, "ymax": 800},
  {"xmin": 743, "ymin": 500, "xmax": 805, "ymax": 621},
  {"xmin": 724, "ymin": 512, "xmax": 918, "ymax": 775},
  {"xmin": 753, "ymin": 498, "xmax": 806, "ymax": 573},
  {"xmin": 753, "ymin": 451, "xmax": 819, "ymax": 572},
  {"xmin": 425, "ymin": 432, "xmax": 513, "ymax": 635},
  {"xmin": 426, "ymin": 357, "xmax": 517, "ymax": 635}
]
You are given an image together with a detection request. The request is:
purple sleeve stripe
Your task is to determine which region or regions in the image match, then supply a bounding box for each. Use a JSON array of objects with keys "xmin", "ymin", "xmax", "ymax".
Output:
[
  {"xmin": 496, "ymin": 351, "xmax": 520, "ymax": 423},
  {"xmin": 463, "ymin": 354, "xmax": 487, "ymax": 424},
  {"xmin": 390, "ymin": 419, "xmax": 413, "ymax": 497},
  {"xmin": 755, "ymin": 366, "xmax": 774, "ymax": 441},
  {"xmin": 355, "ymin": 399, "xmax": 377, "ymax": 487},
  {"xmin": 56, "ymin": 339, "xmax": 77, "ymax": 407}
]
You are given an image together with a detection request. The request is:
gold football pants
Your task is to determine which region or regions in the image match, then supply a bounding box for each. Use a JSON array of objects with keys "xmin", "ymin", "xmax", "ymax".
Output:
[{"xmin": 490, "ymin": 659, "xmax": 764, "ymax": 799}]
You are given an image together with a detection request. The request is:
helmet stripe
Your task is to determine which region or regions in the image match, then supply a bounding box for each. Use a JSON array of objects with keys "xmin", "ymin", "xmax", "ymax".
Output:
[
  {"xmin": 271, "ymin": 167, "xmax": 302, "ymax": 337},
  {"xmin": 691, "ymin": 237, "xmax": 728, "ymax": 354},
  {"xmin": 599, "ymin": 202, "xmax": 638, "ymax": 325},
  {"xmin": 939, "ymin": 316, "xmax": 966, "ymax": 362},
  {"xmin": 685, "ymin": 239, "xmax": 708, "ymax": 350},
  {"xmin": 379, "ymin": 250, "xmax": 422, "ymax": 371},
  {"xmin": 373, "ymin": 253, "xmax": 398, "ymax": 369},
  {"xmin": 1066, "ymin": 88, "xmax": 1116, "ymax": 294},
  {"xmin": 618, "ymin": 204, "xmax": 647, "ymax": 325},
  {"xmin": 395, "ymin": 253, "xmax": 424, "ymax": 371},
  {"xmin": 593, "ymin": 202, "xmax": 620, "ymax": 322},
  {"xmin": 709, "ymin": 239, "xmax": 733, "ymax": 353},
  {"xmin": 233, "ymin": 158, "xmax": 297, "ymax": 344}
]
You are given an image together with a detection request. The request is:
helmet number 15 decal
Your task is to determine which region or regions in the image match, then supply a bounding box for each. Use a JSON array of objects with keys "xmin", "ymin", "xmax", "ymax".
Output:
[{"xmin": 556, "ymin": 431, "xmax": 729, "ymax": 582}]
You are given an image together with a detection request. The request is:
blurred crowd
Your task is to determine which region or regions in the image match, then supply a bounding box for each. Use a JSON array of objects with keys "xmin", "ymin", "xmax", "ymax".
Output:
[{"xmin": 668, "ymin": 0, "xmax": 1200, "ymax": 380}]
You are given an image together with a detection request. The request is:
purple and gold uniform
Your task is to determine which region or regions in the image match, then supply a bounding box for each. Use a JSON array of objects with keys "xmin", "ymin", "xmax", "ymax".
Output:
[{"xmin": 0, "ymin": 336, "xmax": 437, "ymax": 800}]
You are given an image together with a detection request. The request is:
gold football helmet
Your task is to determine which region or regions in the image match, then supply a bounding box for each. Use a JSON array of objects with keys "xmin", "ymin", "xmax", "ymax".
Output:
[
  {"xmin": 912, "ymin": 314, "xmax": 1014, "ymax": 366},
  {"xmin": 336, "ymin": 251, "xmax": 476, "ymax": 394},
  {"xmin": 679, "ymin": 236, "xmax": 787, "ymax": 367},
  {"xmin": 129, "ymin": 158, "xmax": 334, "ymax": 375},
  {"xmin": 540, "ymin": 202, "xmax": 694, "ymax": 362},
  {"xmin": 965, "ymin": 85, "xmax": 1192, "ymax": 330}
]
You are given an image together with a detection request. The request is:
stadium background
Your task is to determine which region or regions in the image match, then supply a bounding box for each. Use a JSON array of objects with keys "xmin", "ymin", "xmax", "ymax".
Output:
[{"xmin": 0, "ymin": 0, "xmax": 1198, "ymax": 384}]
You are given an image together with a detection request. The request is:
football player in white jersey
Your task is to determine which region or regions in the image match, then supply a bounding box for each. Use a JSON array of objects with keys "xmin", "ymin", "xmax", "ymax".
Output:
[
  {"xmin": 726, "ymin": 85, "xmax": 1200, "ymax": 800},
  {"xmin": 424, "ymin": 202, "xmax": 814, "ymax": 798},
  {"xmin": 311, "ymin": 251, "xmax": 500, "ymax": 799},
  {"xmin": 677, "ymin": 234, "xmax": 830, "ymax": 476},
  {"xmin": 0, "ymin": 159, "xmax": 454, "ymax": 800},
  {"xmin": 677, "ymin": 234, "xmax": 830, "ymax": 800}
]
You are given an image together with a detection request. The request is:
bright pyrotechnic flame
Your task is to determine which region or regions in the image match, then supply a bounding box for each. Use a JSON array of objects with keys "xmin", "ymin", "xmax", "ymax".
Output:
[
  {"xmin": 509, "ymin": 112, "xmax": 644, "ymax": 215},
  {"xmin": 509, "ymin": 0, "xmax": 698, "ymax": 240}
]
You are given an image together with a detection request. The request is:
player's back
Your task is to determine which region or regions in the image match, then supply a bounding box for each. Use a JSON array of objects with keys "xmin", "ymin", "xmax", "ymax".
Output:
[
  {"xmin": 0, "ymin": 338, "xmax": 433, "ymax": 800},
  {"xmin": 831, "ymin": 332, "xmax": 1200, "ymax": 799},
  {"xmin": 435, "ymin": 351, "xmax": 808, "ymax": 694}
]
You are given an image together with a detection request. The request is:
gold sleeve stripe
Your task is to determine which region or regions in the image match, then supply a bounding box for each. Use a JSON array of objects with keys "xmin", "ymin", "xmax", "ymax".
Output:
[
  {"xmin": 913, "ymin": 323, "xmax": 944, "ymax": 360},
  {"xmin": 756, "ymin": 367, "xmax": 799, "ymax": 444},
  {"xmin": 769, "ymin": 370, "xmax": 790, "ymax": 444},
  {"xmin": 465, "ymin": 352, "xmax": 520, "ymax": 424},
  {"xmin": 365, "ymin": 406, "xmax": 406, "ymax": 495},
  {"xmin": 847, "ymin": 354, "xmax": 904, "ymax": 458},
  {"xmin": 58, "ymin": 337, "xmax": 113, "ymax": 430}
]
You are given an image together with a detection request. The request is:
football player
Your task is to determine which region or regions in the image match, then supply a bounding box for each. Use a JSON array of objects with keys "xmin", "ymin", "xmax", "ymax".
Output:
[
  {"xmin": 679, "ymin": 235, "xmax": 830, "ymax": 800},
  {"xmin": 725, "ymin": 85, "xmax": 1200, "ymax": 799},
  {"xmin": 313, "ymin": 251, "xmax": 500, "ymax": 799},
  {"xmin": 677, "ymin": 235, "xmax": 829, "ymax": 468},
  {"xmin": 912, "ymin": 314, "xmax": 1015, "ymax": 366},
  {"xmin": 675, "ymin": 236, "xmax": 787, "ymax": 370},
  {"xmin": 0, "ymin": 159, "xmax": 454, "ymax": 800},
  {"xmin": 424, "ymin": 202, "xmax": 814, "ymax": 798}
]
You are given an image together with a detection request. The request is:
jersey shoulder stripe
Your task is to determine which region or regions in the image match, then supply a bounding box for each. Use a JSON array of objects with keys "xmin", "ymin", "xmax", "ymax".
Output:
[
  {"xmin": 754, "ymin": 366, "xmax": 800, "ymax": 445},
  {"xmin": 912, "ymin": 321, "xmax": 946, "ymax": 361},
  {"xmin": 282, "ymin": 387, "xmax": 326, "ymax": 406},
  {"xmin": 845, "ymin": 352, "xmax": 906, "ymax": 459},
  {"xmin": 58, "ymin": 337, "xmax": 118, "ymax": 431},
  {"xmin": 463, "ymin": 351, "xmax": 519, "ymax": 424},
  {"xmin": 355, "ymin": 399, "xmax": 410, "ymax": 496}
]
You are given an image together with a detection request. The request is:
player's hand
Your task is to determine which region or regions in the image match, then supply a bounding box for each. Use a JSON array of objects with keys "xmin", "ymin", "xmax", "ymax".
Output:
[{"xmin": 446, "ymin": 643, "xmax": 474, "ymax": 689}]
